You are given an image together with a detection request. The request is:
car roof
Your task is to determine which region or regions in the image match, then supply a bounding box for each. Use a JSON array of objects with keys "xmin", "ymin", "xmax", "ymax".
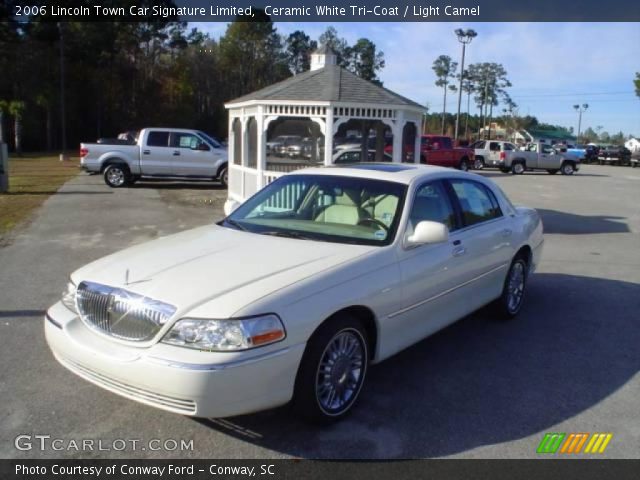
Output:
[{"xmin": 287, "ymin": 163, "xmax": 473, "ymax": 185}]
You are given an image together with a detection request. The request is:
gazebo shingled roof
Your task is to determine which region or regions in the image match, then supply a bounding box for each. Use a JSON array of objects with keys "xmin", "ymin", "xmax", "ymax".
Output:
[{"xmin": 228, "ymin": 64, "xmax": 423, "ymax": 108}]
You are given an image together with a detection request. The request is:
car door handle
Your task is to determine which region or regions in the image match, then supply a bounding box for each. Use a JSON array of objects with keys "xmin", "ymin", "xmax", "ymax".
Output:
[
  {"xmin": 173, "ymin": 151, "xmax": 181, "ymax": 156},
  {"xmin": 501, "ymin": 228, "xmax": 513, "ymax": 237},
  {"xmin": 452, "ymin": 245, "xmax": 466, "ymax": 257},
  {"xmin": 142, "ymin": 150, "xmax": 150, "ymax": 155}
]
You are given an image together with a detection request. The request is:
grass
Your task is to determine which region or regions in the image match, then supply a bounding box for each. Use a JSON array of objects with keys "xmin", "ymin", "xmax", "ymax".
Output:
[{"xmin": 0, "ymin": 153, "xmax": 80, "ymax": 238}]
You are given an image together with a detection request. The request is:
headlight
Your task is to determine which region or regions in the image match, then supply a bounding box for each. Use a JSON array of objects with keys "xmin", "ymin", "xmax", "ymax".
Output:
[
  {"xmin": 162, "ymin": 314, "xmax": 285, "ymax": 351},
  {"xmin": 61, "ymin": 281, "xmax": 78, "ymax": 313}
]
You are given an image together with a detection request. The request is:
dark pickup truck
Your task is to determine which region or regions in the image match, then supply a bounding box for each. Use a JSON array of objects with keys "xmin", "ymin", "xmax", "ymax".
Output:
[{"xmin": 598, "ymin": 146, "xmax": 632, "ymax": 166}]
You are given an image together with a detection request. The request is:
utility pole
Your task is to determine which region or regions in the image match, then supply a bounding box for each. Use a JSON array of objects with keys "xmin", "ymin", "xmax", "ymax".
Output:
[
  {"xmin": 573, "ymin": 103, "xmax": 588, "ymax": 144},
  {"xmin": 454, "ymin": 29, "xmax": 477, "ymax": 142}
]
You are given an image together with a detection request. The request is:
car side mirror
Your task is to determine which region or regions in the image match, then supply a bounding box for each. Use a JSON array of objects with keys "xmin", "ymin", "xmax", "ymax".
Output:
[{"xmin": 406, "ymin": 221, "xmax": 449, "ymax": 247}]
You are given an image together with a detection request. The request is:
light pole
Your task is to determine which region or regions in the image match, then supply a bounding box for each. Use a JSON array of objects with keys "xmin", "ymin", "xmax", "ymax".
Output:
[
  {"xmin": 454, "ymin": 28, "xmax": 477, "ymax": 142},
  {"xmin": 573, "ymin": 103, "xmax": 588, "ymax": 144}
]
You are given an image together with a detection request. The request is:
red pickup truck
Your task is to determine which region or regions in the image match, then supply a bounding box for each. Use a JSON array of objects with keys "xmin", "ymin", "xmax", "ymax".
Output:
[{"xmin": 385, "ymin": 135, "xmax": 474, "ymax": 171}]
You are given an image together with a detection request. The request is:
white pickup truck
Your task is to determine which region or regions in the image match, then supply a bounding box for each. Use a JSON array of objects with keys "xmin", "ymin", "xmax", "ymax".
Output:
[
  {"xmin": 80, "ymin": 128, "xmax": 229, "ymax": 188},
  {"xmin": 503, "ymin": 142, "xmax": 580, "ymax": 175}
]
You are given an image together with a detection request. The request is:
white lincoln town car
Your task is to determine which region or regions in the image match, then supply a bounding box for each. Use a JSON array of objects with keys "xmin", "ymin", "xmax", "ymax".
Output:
[{"xmin": 45, "ymin": 164, "xmax": 543, "ymax": 422}]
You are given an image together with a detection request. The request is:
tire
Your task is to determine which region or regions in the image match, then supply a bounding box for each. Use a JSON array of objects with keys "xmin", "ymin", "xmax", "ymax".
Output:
[
  {"xmin": 293, "ymin": 315, "xmax": 369, "ymax": 423},
  {"xmin": 560, "ymin": 162, "xmax": 575, "ymax": 175},
  {"xmin": 493, "ymin": 255, "xmax": 528, "ymax": 320},
  {"xmin": 511, "ymin": 162, "xmax": 525, "ymax": 175},
  {"xmin": 459, "ymin": 159, "xmax": 469, "ymax": 172},
  {"xmin": 218, "ymin": 166, "xmax": 228, "ymax": 188},
  {"xmin": 474, "ymin": 157, "xmax": 485, "ymax": 170},
  {"xmin": 103, "ymin": 164, "xmax": 130, "ymax": 188},
  {"xmin": 547, "ymin": 169, "xmax": 559, "ymax": 175}
]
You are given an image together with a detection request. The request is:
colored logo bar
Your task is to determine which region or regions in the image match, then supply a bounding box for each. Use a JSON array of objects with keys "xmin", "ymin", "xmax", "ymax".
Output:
[{"xmin": 537, "ymin": 433, "xmax": 612, "ymax": 454}]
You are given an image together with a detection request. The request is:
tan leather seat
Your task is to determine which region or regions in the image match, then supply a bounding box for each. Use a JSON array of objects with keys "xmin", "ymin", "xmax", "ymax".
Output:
[{"xmin": 315, "ymin": 190, "xmax": 364, "ymax": 225}]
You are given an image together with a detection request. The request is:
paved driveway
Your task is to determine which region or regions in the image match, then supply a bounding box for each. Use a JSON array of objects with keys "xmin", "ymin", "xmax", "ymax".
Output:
[{"xmin": 0, "ymin": 166, "xmax": 638, "ymax": 459}]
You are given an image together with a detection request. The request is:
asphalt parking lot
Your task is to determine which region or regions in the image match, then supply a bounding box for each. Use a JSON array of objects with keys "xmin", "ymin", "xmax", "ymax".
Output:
[{"xmin": 0, "ymin": 165, "xmax": 638, "ymax": 459}]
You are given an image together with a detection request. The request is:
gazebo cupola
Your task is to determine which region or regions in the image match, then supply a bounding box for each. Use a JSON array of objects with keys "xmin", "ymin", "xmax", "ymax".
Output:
[
  {"xmin": 310, "ymin": 45, "xmax": 337, "ymax": 71},
  {"xmin": 224, "ymin": 45, "xmax": 426, "ymax": 207}
]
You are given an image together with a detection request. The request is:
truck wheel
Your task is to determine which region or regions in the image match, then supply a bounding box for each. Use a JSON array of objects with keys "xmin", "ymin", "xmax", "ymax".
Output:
[
  {"xmin": 547, "ymin": 169, "xmax": 559, "ymax": 175},
  {"xmin": 560, "ymin": 162, "xmax": 575, "ymax": 175},
  {"xmin": 511, "ymin": 162, "xmax": 525, "ymax": 175},
  {"xmin": 293, "ymin": 314, "xmax": 369, "ymax": 424},
  {"xmin": 218, "ymin": 166, "xmax": 228, "ymax": 188},
  {"xmin": 459, "ymin": 159, "xmax": 469, "ymax": 172},
  {"xmin": 474, "ymin": 157, "xmax": 485, "ymax": 170},
  {"xmin": 103, "ymin": 164, "xmax": 130, "ymax": 188}
]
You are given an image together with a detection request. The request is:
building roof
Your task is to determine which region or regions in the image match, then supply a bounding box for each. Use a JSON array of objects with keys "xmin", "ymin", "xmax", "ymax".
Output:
[
  {"xmin": 526, "ymin": 128, "xmax": 576, "ymax": 141},
  {"xmin": 226, "ymin": 65, "xmax": 424, "ymax": 109}
]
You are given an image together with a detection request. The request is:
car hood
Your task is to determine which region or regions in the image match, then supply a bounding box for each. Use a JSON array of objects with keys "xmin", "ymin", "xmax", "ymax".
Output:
[{"xmin": 71, "ymin": 225, "xmax": 373, "ymax": 318}]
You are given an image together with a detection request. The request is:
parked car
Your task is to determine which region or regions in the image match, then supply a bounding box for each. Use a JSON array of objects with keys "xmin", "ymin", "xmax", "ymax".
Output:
[
  {"xmin": 267, "ymin": 135, "xmax": 303, "ymax": 157},
  {"xmin": 45, "ymin": 164, "xmax": 543, "ymax": 422},
  {"xmin": 386, "ymin": 135, "xmax": 475, "ymax": 171},
  {"xmin": 584, "ymin": 145, "xmax": 600, "ymax": 164},
  {"xmin": 80, "ymin": 128, "xmax": 229, "ymax": 188},
  {"xmin": 553, "ymin": 143, "xmax": 586, "ymax": 161},
  {"xmin": 597, "ymin": 145, "xmax": 632, "ymax": 166},
  {"xmin": 472, "ymin": 140, "xmax": 518, "ymax": 169},
  {"xmin": 332, "ymin": 148, "xmax": 392, "ymax": 164},
  {"xmin": 503, "ymin": 142, "xmax": 580, "ymax": 175}
]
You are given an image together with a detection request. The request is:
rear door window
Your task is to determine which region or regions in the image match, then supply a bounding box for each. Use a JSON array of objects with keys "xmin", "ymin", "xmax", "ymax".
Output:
[
  {"xmin": 146, "ymin": 131, "xmax": 170, "ymax": 147},
  {"xmin": 448, "ymin": 180, "xmax": 503, "ymax": 227}
]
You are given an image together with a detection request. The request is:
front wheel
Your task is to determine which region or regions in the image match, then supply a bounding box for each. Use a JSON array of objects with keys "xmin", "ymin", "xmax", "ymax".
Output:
[
  {"xmin": 560, "ymin": 162, "xmax": 575, "ymax": 175},
  {"xmin": 293, "ymin": 315, "xmax": 369, "ymax": 423},
  {"xmin": 493, "ymin": 256, "xmax": 528, "ymax": 320},
  {"xmin": 218, "ymin": 166, "xmax": 228, "ymax": 188},
  {"xmin": 103, "ymin": 164, "xmax": 130, "ymax": 188}
]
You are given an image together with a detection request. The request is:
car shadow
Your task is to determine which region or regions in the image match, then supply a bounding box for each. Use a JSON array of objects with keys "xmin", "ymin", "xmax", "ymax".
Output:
[
  {"xmin": 536, "ymin": 209, "xmax": 629, "ymax": 234},
  {"xmin": 475, "ymin": 170, "xmax": 608, "ymax": 178},
  {"xmin": 192, "ymin": 273, "xmax": 640, "ymax": 458},
  {"xmin": 130, "ymin": 181, "xmax": 225, "ymax": 191}
]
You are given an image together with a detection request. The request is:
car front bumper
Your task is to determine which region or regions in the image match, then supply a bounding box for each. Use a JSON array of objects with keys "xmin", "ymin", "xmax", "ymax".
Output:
[{"xmin": 44, "ymin": 301, "xmax": 305, "ymax": 418}]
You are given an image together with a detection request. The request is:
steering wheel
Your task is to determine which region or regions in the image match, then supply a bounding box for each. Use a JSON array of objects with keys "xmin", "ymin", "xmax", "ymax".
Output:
[{"xmin": 357, "ymin": 218, "xmax": 389, "ymax": 231}]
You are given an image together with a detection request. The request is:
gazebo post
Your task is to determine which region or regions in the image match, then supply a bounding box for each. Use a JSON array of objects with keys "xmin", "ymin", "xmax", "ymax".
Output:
[
  {"xmin": 256, "ymin": 107, "xmax": 266, "ymax": 190},
  {"xmin": 413, "ymin": 120, "xmax": 421, "ymax": 163},
  {"xmin": 391, "ymin": 110, "xmax": 404, "ymax": 163},
  {"xmin": 324, "ymin": 106, "xmax": 334, "ymax": 166}
]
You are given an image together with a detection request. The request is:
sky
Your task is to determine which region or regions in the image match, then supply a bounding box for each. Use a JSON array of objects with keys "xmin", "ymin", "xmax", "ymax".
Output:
[{"xmin": 192, "ymin": 22, "xmax": 640, "ymax": 137}]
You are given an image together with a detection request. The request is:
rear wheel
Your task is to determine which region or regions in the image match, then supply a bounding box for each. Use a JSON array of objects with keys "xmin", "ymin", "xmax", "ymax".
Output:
[
  {"xmin": 474, "ymin": 157, "xmax": 485, "ymax": 170},
  {"xmin": 512, "ymin": 162, "xmax": 525, "ymax": 175},
  {"xmin": 493, "ymin": 256, "xmax": 528, "ymax": 320},
  {"xmin": 103, "ymin": 164, "xmax": 130, "ymax": 188},
  {"xmin": 459, "ymin": 159, "xmax": 470, "ymax": 172},
  {"xmin": 293, "ymin": 315, "xmax": 369, "ymax": 423}
]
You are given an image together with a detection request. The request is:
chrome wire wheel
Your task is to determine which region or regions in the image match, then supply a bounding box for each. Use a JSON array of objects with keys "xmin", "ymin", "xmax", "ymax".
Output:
[
  {"xmin": 315, "ymin": 329, "xmax": 366, "ymax": 416},
  {"xmin": 506, "ymin": 260, "xmax": 526, "ymax": 314}
]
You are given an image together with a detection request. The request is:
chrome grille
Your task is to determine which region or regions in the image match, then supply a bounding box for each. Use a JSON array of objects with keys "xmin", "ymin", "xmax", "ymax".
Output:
[{"xmin": 76, "ymin": 281, "xmax": 176, "ymax": 342}]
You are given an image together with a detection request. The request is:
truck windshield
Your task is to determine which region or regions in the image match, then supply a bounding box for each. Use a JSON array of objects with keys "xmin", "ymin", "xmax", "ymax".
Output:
[
  {"xmin": 197, "ymin": 131, "xmax": 222, "ymax": 148},
  {"xmin": 223, "ymin": 174, "xmax": 407, "ymax": 246}
]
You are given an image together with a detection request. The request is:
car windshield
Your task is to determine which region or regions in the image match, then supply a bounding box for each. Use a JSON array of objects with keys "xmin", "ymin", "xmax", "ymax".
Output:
[{"xmin": 223, "ymin": 174, "xmax": 407, "ymax": 246}]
